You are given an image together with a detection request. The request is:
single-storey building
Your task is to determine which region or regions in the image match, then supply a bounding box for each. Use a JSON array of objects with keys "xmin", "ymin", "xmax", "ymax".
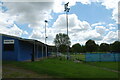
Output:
[{"xmin": 0, "ymin": 34, "xmax": 52, "ymax": 61}]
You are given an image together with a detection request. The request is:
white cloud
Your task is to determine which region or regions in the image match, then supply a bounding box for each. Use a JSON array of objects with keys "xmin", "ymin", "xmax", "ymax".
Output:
[
  {"xmin": 23, "ymin": 31, "xmax": 28, "ymax": 35},
  {"xmin": 118, "ymin": 2, "xmax": 120, "ymax": 24},
  {"xmin": 0, "ymin": 10, "xmax": 27, "ymax": 37},
  {"xmin": 53, "ymin": 0, "xmax": 119, "ymax": 23},
  {"xmin": 118, "ymin": 30, "xmax": 120, "ymax": 41},
  {"xmin": 101, "ymin": 0, "xmax": 118, "ymax": 9},
  {"xmin": 53, "ymin": 14, "xmax": 104, "ymax": 45},
  {"xmin": 91, "ymin": 22, "xmax": 105, "ymax": 27},
  {"xmin": 69, "ymin": 29, "xmax": 102, "ymax": 45},
  {"xmin": 103, "ymin": 31, "xmax": 118, "ymax": 43},
  {"xmin": 29, "ymin": 13, "xmax": 93, "ymax": 45},
  {"xmin": 0, "ymin": 12, "xmax": 16, "ymax": 27},
  {"xmin": 29, "ymin": 26, "xmax": 56, "ymax": 45},
  {"xmin": 95, "ymin": 26, "xmax": 106, "ymax": 35},
  {"xmin": 0, "ymin": 0, "xmax": 119, "ymax": 46},
  {"xmin": 107, "ymin": 24, "xmax": 116, "ymax": 30},
  {"xmin": 0, "ymin": 24, "xmax": 26, "ymax": 36},
  {"xmin": 112, "ymin": 8, "xmax": 118, "ymax": 23},
  {"xmin": 4, "ymin": 2, "xmax": 53, "ymax": 28},
  {"xmin": 29, "ymin": 27, "xmax": 45, "ymax": 41},
  {"xmin": 53, "ymin": 0, "xmax": 64, "ymax": 13},
  {"xmin": 101, "ymin": 0, "xmax": 119, "ymax": 23},
  {"xmin": 53, "ymin": 14, "xmax": 91, "ymax": 31}
]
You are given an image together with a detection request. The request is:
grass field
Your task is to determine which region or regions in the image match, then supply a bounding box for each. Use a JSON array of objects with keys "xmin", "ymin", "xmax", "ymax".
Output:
[
  {"xmin": 87, "ymin": 62, "xmax": 119, "ymax": 71},
  {"xmin": 70, "ymin": 54, "xmax": 119, "ymax": 71},
  {"xmin": 71, "ymin": 54, "xmax": 85, "ymax": 61},
  {"xmin": 3, "ymin": 57, "xmax": 120, "ymax": 78}
]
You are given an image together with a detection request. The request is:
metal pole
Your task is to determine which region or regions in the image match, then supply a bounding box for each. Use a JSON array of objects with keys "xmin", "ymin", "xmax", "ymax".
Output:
[
  {"xmin": 34, "ymin": 40, "xmax": 36, "ymax": 61},
  {"xmin": 66, "ymin": 12, "xmax": 68, "ymax": 37},
  {"xmin": 46, "ymin": 45, "xmax": 47, "ymax": 58},
  {"xmin": 64, "ymin": 2, "xmax": 70, "ymax": 60},
  {"xmin": 42, "ymin": 44, "xmax": 43, "ymax": 59},
  {"xmin": 45, "ymin": 20, "xmax": 48, "ymax": 58},
  {"xmin": 57, "ymin": 46, "xmax": 58, "ymax": 57},
  {"xmin": 45, "ymin": 21, "xmax": 46, "ymax": 44},
  {"xmin": 66, "ymin": 11, "xmax": 69, "ymax": 60},
  {"xmin": 36, "ymin": 43, "xmax": 38, "ymax": 60}
]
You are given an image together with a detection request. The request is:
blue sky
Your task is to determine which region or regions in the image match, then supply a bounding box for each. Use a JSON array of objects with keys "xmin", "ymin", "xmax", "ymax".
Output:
[{"xmin": 0, "ymin": 0, "xmax": 119, "ymax": 45}]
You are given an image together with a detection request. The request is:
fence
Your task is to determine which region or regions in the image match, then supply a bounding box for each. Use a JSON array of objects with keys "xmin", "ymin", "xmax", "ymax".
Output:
[{"xmin": 85, "ymin": 53, "xmax": 120, "ymax": 62}]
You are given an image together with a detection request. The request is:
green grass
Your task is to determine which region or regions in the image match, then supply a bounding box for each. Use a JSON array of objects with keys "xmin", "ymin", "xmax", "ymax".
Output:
[
  {"xmin": 87, "ymin": 52, "xmax": 109, "ymax": 53},
  {"xmin": 70, "ymin": 54, "xmax": 119, "ymax": 71},
  {"xmin": 3, "ymin": 65, "xmax": 52, "ymax": 78},
  {"xmin": 71, "ymin": 54, "xmax": 85, "ymax": 61},
  {"xmin": 3, "ymin": 58, "xmax": 119, "ymax": 78},
  {"xmin": 86, "ymin": 62, "xmax": 120, "ymax": 71}
]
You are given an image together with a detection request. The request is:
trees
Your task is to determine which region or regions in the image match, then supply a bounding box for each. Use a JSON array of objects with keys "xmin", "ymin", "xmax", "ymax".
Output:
[
  {"xmin": 59, "ymin": 44, "xmax": 67, "ymax": 53},
  {"xmin": 71, "ymin": 43, "xmax": 81, "ymax": 53},
  {"xmin": 54, "ymin": 33, "xmax": 71, "ymax": 53},
  {"xmin": 110, "ymin": 41, "xmax": 120, "ymax": 53},
  {"xmin": 85, "ymin": 39, "xmax": 97, "ymax": 52},
  {"xmin": 54, "ymin": 33, "xmax": 120, "ymax": 53},
  {"xmin": 100, "ymin": 43, "xmax": 110, "ymax": 52}
]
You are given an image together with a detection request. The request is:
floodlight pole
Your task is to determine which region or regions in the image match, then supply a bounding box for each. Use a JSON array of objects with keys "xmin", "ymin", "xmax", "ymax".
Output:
[
  {"xmin": 64, "ymin": 2, "xmax": 70, "ymax": 60},
  {"xmin": 45, "ymin": 20, "xmax": 48, "ymax": 58},
  {"xmin": 42, "ymin": 44, "xmax": 43, "ymax": 59}
]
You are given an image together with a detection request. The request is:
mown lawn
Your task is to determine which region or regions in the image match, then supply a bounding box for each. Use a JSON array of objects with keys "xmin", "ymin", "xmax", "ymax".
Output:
[
  {"xmin": 86, "ymin": 62, "xmax": 120, "ymax": 71},
  {"xmin": 71, "ymin": 54, "xmax": 85, "ymax": 61},
  {"xmin": 3, "ymin": 58, "xmax": 119, "ymax": 78}
]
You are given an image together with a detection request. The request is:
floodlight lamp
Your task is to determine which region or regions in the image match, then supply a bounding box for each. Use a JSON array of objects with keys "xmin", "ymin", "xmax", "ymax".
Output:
[{"xmin": 45, "ymin": 20, "xmax": 48, "ymax": 23}]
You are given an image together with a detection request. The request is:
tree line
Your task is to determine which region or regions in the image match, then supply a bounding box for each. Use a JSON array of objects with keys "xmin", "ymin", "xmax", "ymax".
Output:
[
  {"xmin": 53, "ymin": 33, "xmax": 120, "ymax": 53},
  {"xmin": 71, "ymin": 40, "xmax": 120, "ymax": 53}
]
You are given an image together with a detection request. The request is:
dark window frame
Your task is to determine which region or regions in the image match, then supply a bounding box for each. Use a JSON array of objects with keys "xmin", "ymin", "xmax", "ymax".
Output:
[{"xmin": 4, "ymin": 44, "xmax": 14, "ymax": 51}]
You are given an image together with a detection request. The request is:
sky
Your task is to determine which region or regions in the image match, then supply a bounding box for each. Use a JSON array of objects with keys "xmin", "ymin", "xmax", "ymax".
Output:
[{"xmin": 0, "ymin": 0, "xmax": 119, "ymax": 46}]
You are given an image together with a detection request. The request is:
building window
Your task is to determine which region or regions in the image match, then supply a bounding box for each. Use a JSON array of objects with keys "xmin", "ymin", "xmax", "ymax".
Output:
[
  {"xmin": 4, "ymin": 44, "xmax": 14, "ymax": 51},
  {"xmin": 3, "ymin": 40, "xmax": 14, "ymax": 51}
]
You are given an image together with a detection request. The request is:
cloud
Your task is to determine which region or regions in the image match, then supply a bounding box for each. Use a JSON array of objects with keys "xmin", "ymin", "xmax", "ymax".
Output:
[
  {"xmin": 0, "ymin": 10, "xmax": 27, "ymax": 36},
  {"xmin": 91, "ymin": 22, "xmax": 105, "ymax": 27},
  {"xmin": 69, "ymin": 29, "xmax": 102, "ymax": 45},
  {"xmin": 53, "ymin": 14, "xmax": 103, "ymax": 45},
  {"xmin": 103, "ymin": 31, "xmax": 118, "ymax": 43},
  {"xmin": 95, "ymin": 26, "xmax": 106, "ymax": 35},
  {"xmin": 112, "ymin": 8, "xmax": 118, "ymax": 23},
  {"xmin": 53, "ymin": 0, "xmax": 119, "ymax": 23},
  {"xmin": 29, "ymin": 26, "xmax": 56, "ymax": 45},
  {"xmin": 107, "ymin": 24, "xmax": 116, "ymax": 30},
  {"xmin": 4, "ymin": 2, "xmax": 54, "ymax": 27},
  {"xmin": 29, "ymin": 13, "xmax": 95, "ymax": 45},
  {"xmin": 0, "ymin": 24, "xmax": 27, "ymax": 36},
  {"xmin": 101, "ymin": 0, "xmax": 119, "ymax": 23},
  {"xmin": 118, "ymin": 2, "xmax": 120, "ymax": 24},
  {"xmin": 23, "ymin": 31, "xmax": 28, "ymax": 35},
  {"xmin": 53, "ymin": 14, "xmax": 91, "ymax": 31},
  {"xmin": 118, "ymin": 30, "xmax": 120, "ymax": 41},
  {"xmin": 0, "ymin": 2, "xmax": 55, "ymax": 43},
  {"xmin": 0, "ymin": 12, "xmax": 16, "ymax": 27},
  {"xmin": 30, "ymin": 13, "xmax": 117, "ymax": 45},
  {"xmin": 0, "ymin": 1, "xmax": 119, "ymax": 46}
]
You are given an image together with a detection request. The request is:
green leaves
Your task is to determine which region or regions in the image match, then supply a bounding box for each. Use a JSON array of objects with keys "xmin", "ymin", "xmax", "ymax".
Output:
[{"xmin": 54, "ymin": 33, "xmax": 71, "ymax": 47}]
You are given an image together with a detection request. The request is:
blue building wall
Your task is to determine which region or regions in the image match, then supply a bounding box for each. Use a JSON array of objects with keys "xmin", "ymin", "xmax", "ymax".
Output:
[
  {"xmin": 2, "ymin": 36, "xmax": 19, "ymax": 61},
  {"xmin": 0, "ymin": 35, "xmax": 2, "ymax": 62},
  {"xmin": 18, "ymin": 41, "xmax": 33, "ymax": 61},
  {"xmin": 37, "ymin": 45, "xmax": 43, "ymax": 58},
  {"xmin": 2, "ymin": 35, "xmax": 51, "ymax": 61}
]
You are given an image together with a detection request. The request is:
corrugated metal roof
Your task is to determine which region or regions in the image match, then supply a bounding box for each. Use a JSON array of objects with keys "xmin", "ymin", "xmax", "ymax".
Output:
[{"xmin": 0, "ymin": 33, "xmax": 49, "ymax": 46}]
